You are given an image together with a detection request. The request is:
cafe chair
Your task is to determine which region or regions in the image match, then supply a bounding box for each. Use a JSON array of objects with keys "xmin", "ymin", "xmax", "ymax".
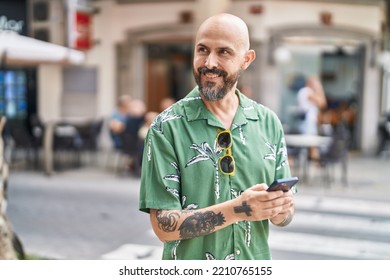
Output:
[
  {"xmin": 319, "ymin": 122, "xmax": 350, "ymax": 186},
  {"xmin": 116, "ymin": 131, "xmax": 143, "ymax": 176},
  {"xmin": 74, "ymin": 119, "xmax": 104, "ymax": 164},
  {"xmin": 7, "ymin": 125, "xmax": 41, "ymax": 170},
  {"xmin": 52, "ymin": 122, "xmax": 83, "ymax": 170}
]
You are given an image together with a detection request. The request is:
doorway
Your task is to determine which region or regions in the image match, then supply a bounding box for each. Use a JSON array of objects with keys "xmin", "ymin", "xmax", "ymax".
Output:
[{"xmin": 145, "ymin": 43, "xmax": 193, "ymax": 112}]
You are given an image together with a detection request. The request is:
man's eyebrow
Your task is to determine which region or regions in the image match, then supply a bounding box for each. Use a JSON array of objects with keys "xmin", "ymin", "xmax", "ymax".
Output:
[
  {"xmin": 217, "ymin": 46, "xmax": 234, "ymax": 52},
  {"xmin": 196, "ymin": 43, "xmax": 234, "ymax": 52},
  {"xmin": 196, "ymin": 43, "xmax": 209, "ymax": 49}
]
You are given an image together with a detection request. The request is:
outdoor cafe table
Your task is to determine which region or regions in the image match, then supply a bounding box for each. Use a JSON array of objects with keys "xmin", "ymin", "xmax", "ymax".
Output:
[
  {"xmin": 284, "ymin": 134, "xmax": 332, "ymax": 183},
  {"xmin": 42, "ymin": 120, "xmax": 81, "ymax": 176}
]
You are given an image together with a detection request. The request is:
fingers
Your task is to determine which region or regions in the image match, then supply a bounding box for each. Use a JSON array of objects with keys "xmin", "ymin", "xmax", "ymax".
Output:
[
  {"xmin": 238, "ymin": 185, "xmax": 295, "ymax": 222},
  {"xmin": 247, "ymin": 183, "xmax": 268, "ymax": 192},
  {"xmin": 242, "ymin": 184, "xmax": 291, "ymax": 206},
  {"xmin": 247, "ymin": 184, "xmax": 285, "ymax": 198},
  {"xmin": 263, "ymin": 196, "xmax": 294, "ymax": 213},
  {"xmin": 257, "ymin": 197, "xmax": 294, "ymax": 221}
]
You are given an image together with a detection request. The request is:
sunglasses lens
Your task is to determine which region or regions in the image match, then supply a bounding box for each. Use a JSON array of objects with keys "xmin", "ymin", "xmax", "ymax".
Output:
[
  {"xmin": 217, "ymin": 131, "xmax": 231, "ymax": 149},
  {"xmin": 220, "ymin": 155, "xmax": 234, "ymax": 174}
]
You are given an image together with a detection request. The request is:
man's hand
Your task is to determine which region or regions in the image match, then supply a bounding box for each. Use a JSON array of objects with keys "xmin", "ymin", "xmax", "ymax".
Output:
[
  {"xmin": 269, "ymin": 189, "xmax": 295, "ymax": 227},
  {"xmin": 233, "ymin": 184, "xmax": 294, "ymax": 224},
  {"xmin": 109, "ymin": 120, "xmax": 125, "ymax": 133}
]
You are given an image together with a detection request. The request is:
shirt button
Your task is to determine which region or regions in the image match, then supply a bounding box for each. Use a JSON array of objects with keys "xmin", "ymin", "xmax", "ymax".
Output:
[{"xmin": 236, "ymin": 249, "xmax": 241, "ymax": 255}]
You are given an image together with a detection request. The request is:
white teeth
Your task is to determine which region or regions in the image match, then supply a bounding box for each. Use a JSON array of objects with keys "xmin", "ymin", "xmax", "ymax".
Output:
[{"xmin": 205, "ymin": 73, "xmax": 218, "ymax": 78}]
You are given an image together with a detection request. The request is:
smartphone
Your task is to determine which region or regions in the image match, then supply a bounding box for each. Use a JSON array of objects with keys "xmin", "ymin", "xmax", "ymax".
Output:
[{"xmin": 267, "ymin": 177, "xmax": 299, "ymax": 192}]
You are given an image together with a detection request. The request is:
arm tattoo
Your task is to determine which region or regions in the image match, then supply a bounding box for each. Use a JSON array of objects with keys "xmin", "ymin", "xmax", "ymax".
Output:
[
  {"xmin": 156, "ymin": 210, "xmax": 180, "ymax": 232},
  {"xmin": 179, "ymin": 211, "xmax": 225, "ymax": 240},
  {"xmin": 233, "ymin": 201, "xmax": 252, "ymax": 217}
]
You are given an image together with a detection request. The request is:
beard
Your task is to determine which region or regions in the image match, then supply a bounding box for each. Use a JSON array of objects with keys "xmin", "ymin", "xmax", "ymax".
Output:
[{"xmin": 194, "ymin": 67, "xmax": 240, "ymax": 101}]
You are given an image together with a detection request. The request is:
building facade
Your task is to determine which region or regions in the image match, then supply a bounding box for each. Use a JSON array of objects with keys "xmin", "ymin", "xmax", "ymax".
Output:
[{"xmin": 2, "ymin": 0, "xmax": 388, "ymax": 154}]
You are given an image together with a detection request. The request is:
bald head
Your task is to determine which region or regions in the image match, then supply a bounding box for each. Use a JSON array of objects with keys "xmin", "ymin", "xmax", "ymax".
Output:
[
  {"xmin": 196, "ymin": 13, "xmax": 250, "ymax": 52},
  {"xmin": 193, "ymin": 13, "xmax": 256, "ymax": 102}
]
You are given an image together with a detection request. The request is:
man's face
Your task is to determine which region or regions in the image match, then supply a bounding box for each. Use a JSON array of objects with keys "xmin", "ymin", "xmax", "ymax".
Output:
[{"xmin": 193, "ymin": 27, "xmax": 245, "ymax": 101}]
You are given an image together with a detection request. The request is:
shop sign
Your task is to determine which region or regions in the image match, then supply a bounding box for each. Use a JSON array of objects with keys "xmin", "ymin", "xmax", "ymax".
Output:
[
  {"xmin": 73, "ymin": 10, "xmax": 92, "ymax": 50},
  {"xmin": 0, "ymin": 15, "xmax": 24, "ymax": 33}
]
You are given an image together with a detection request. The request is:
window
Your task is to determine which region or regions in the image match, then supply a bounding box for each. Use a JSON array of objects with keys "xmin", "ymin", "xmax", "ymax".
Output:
[{"xmin": 0, "ymin": 70, "xmax": 27, "ymax": 119}]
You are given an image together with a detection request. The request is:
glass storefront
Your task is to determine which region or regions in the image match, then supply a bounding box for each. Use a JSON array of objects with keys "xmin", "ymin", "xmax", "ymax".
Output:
[
  {"xmin": 0, "ymin": 70, "xmax": 28, "ymax": 119},
  {"xmin": 1, "ymin": 0, "xmax": 36, "ymax": 129}
]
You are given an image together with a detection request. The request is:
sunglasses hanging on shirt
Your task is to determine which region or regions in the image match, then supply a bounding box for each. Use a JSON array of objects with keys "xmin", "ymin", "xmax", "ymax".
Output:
[{"xmin": 216, "ymin": 129, "xmax": 235, "ymax": 176}]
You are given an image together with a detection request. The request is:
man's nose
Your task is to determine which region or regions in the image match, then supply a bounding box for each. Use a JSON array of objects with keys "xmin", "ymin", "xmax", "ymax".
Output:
[{"xmin": 204, "ymin": 52, "xmax": 218, "ymax": 69}]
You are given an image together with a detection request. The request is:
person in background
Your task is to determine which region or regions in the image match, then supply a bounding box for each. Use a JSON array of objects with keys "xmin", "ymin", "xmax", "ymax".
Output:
[
  {"xmin": 121, "ymin": 98, "xmax": 147, "ymax": 176},
  {"xmin": 295, "ymin": 75, "xmax": 327, "ymax": 160},
  {"xmin": 238, "ymin": 84, "xmax": 253, "ymax": 98},
  {"xmin": 125, "ymin": 98, "xmax": 147, "ymax": 136},
  {"xmin": 159, "ymin": 97, "xmax": 176, "ymax": 112},
  {"xmin": 139, "ymin": 13, "xmax": 295, "ymax": 260},
  {"xmin": 109, "ymin": 95, "xmax": 132, "ymax": 151},
  {"xmin": 138, "ymin": 111, "xmax": 158, "ymax": 141},
  {"xmin": 297, "ymin": 76, "xmax": 327, "ymax": 135}
]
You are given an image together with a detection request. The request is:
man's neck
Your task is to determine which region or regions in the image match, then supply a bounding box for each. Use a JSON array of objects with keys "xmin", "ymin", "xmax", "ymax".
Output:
[{"xmin": 202, "ymin": 90, "xmax": 239, "ymax": 129}]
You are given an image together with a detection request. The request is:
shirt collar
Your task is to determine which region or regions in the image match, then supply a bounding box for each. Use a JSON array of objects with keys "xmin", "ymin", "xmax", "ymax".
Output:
[{"xmin": 183, "ymin": 87, "xmax": 260, "ymax": 128}]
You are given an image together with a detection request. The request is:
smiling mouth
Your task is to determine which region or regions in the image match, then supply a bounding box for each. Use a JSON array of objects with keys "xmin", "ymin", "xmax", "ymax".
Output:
[{"xmin": 204, "ymin": 72, "xmax": 220, "ymax": 79}]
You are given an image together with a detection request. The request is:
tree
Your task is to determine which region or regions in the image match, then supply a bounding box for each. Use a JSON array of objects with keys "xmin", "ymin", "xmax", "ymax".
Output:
[{"xmin": 0, "ymin": 117, "xmax": 17, "ymax": 259}]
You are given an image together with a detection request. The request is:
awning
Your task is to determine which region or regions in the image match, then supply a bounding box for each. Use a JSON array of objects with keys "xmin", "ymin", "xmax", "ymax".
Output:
[{"xmin": 0, "ymin": 31, "xmax": 85, "ymax": 66}]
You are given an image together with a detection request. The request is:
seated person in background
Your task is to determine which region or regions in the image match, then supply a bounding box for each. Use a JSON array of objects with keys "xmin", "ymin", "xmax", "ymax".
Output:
[
  {"xmin": 138, "ymin": 111, "xmax": 159, "ymax": 141},
  {"xmin": 122, "ymin": 98, "xmax": 147, "ymax": 175},
  {"xmin": 109, "ymin": 95, "xmax": 132, "ymax": 150},
  {"xmin": 125, "ymin": 98, "xmax": 147, "ymax": 136},
  {"xmin": 137, "ymin": 111, "xmax": 159, "ymax": 170},
  {"xmin": 159, "ymin": 97, "xmax": 176, "ymax": 112}
]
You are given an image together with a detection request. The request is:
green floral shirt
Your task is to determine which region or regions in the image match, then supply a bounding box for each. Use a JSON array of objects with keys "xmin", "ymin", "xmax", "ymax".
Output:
[{"xmin": 139, "ymin": 87, "xmax": 291, "ymax": 260}]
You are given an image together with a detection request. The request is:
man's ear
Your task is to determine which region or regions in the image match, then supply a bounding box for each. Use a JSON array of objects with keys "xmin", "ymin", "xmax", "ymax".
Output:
[{"xmin": 241, "ymin": 50, "xmax": 256, "ymax": 70}]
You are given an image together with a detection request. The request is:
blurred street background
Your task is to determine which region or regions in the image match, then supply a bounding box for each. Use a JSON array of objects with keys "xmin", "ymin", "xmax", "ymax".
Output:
[{"xmin": 1, "ymin": 0, "xmax": 390, "ymax": 260}]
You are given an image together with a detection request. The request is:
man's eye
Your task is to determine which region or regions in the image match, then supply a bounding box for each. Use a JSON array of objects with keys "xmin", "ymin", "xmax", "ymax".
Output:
[{"xmin": 219, "ymin": 49, "xmax": 229, "ymax": 55}]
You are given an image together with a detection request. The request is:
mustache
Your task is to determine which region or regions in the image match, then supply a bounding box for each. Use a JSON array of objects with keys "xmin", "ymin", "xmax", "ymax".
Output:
[{"xmin": 198, "ymin": 67, "xmax": 227, "ymax": 77}]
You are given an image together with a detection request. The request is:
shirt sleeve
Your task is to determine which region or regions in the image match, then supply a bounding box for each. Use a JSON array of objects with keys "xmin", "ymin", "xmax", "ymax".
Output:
[
  {"xmin": 139, "ymin": 128, "xmax": 182, "ymax": 213},
  {"xmin": 274, "ymin": 117, "xmax": 292, "ymax": 180}
]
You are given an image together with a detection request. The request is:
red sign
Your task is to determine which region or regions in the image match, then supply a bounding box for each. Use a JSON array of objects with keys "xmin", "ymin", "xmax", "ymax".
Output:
[{"xmin": 74, "ymin": 11, "xmax": 91, "ymax": 50}]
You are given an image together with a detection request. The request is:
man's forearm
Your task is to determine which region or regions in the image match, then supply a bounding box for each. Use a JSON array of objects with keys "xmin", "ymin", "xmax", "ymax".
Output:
[
  {"xmin": 150, "ymin": 185, "xmax": 294, "ymax": 242},
  {"xmin": 150, "ymin": 200, "xmax": 241, "ymax": 242}
]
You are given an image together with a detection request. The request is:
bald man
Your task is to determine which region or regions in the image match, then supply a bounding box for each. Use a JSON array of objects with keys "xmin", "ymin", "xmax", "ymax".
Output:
[{"xmin": 139, "ymin": 13, "xmax": 295, "ymax": 260}]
